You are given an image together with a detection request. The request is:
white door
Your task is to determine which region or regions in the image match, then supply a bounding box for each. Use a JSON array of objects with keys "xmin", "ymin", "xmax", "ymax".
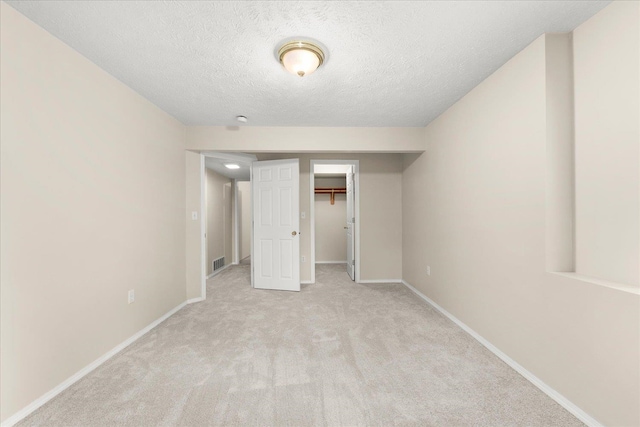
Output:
[
  {"xmin": 252, "ymin": 159, "xmax": 300, "ymax": 291},
  {"xmin": 346, "ymin": 165, "xmax": 355, "ymax": 281}
]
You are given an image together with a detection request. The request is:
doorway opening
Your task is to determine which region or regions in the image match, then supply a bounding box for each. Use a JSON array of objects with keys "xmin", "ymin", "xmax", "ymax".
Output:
[
  {"xmin": 310, "ymin": 160, "xmax": 360, "ymax": 284},
  {"xmin": 200, "ymin": 152, "xmax": 255, "ymax": 299}
]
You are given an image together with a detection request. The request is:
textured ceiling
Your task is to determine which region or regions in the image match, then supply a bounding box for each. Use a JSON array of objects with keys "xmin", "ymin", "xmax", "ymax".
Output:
[{"xmin": 7, "ymin": 1, "xmax": 609, "ymax": 127}]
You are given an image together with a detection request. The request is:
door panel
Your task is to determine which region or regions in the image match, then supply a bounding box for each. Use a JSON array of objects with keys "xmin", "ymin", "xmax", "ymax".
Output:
[
  {"xmin": 259, "ymin": 188, "xmax": 273, "ymax": 225},
  {"xmin": 260, "ymin": 240, "xmax": 273, "ymax": 277},
  {"xmin": 252, "ymin": 159, "xmax": 300, "ymax": 291},
  {"xmin": 280, "ymin": 239, "xmax": 293, "ymax": 278},
  {"xmin": 279, "ymin": 188, "xmax": 292, "ymax": 225}
]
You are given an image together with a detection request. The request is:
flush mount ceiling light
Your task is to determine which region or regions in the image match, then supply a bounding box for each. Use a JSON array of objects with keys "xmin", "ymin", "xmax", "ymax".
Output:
[
  {"xmin": 278, "ymin": 40, "xmax": 325, "ymax": 77},
  {"xmin": 236, "ymin": 115, "xmax": 248, "ymax": 123},
  {"xmin": 224, "ymin": 163, "xmax": 240, "ymax": 169}
]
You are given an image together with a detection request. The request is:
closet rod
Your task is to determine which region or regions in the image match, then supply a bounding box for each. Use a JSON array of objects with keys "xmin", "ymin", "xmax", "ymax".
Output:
[{"xmin": 314, "ymin": 187, "xmax": 346, "ymax": 205}]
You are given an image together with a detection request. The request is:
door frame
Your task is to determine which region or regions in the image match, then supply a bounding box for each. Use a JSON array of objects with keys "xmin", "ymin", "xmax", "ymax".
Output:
[
  {"xmin": 199, "ymin": 154, "xmax": 207, "ymax": 300},
  {"xmin": 233, "ymin": 179, "xmax": 239, "ymax": 265},
  {"xmin": 310, "ymin": 159, "xmax": 360, "ymax": 284}
]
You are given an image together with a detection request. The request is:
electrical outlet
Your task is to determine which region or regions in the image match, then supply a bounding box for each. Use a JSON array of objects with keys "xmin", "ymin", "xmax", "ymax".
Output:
[
  {"xmin": 427, "ymin": 266, "xmax": 431, "ymax": 276},
  {"xmin": 301, "ymin": 256, "xmax": 306, "ymax": 262},
  {"xmin": 128, "ymin": 289, "xmax": 135, "ymax": 304},
  {"xmin": 191, "ymin": 211, "xmax": 198, "ymax": 220},
  {"xmin": 301, "ymin": 211, "xmax": 306, "ymax": 219}
]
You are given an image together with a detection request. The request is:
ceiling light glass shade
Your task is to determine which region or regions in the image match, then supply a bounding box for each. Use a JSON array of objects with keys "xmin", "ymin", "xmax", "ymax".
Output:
[
  {"xmin": 224, "ymin": 163, "xmax": 240, "ymax": 169},
  {"xmin": 278, "ymin": 41, "xmax": 325, "ymax": 77}
]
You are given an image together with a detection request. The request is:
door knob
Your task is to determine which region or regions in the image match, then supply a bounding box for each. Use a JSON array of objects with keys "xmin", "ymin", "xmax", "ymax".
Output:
[{"xmin": 292, "ymin": 231, "xmax": 297, "ymax": 236}]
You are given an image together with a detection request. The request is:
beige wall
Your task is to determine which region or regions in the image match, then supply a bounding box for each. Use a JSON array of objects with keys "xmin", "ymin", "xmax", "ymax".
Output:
[
  {"xmin": 402, "ymin": 23, "xmax": 639, "ymax": 427},
  {"xmin": 187, "ymin": 126, "xmax": 425, "ymax": 153},
  {"xmin": 0, "ymin": 3, "xmax": 187, "ymax": 422},
  {"xmin": 205, "ymin": 169, "xmax": 232, "ymax": 275},
  {"xmin": 314, "ymin": 177, "xmax": 348, "ymax": 263},
  {"xmin": 238, "ymin": 181, "xmax": 252, "ymax": 261},
  {"xmin": 185, "ymin": 151, "xmax": 203, "ymax": 300},
  {"xmin": 573, "ymin": 1, "xmax": 639, "ymax": 286},
  {"xmin": 259, "ymin": 153, "xmax": 403, "ymax": 282},
  {"xmin": 545, "ymin": 33, "xmax": 575, "ymax": 273}
]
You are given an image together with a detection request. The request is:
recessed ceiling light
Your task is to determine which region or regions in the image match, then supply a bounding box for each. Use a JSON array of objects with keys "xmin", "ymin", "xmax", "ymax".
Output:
[
  {"xmin": 236, "ymin": 115, "xmax": 248, "ymax": 123},
  {"xmin": 224, "ymin": 163, "xmax": 240, "ymax": 169},
  {"xmin": 277, "ymin": 40, "xmax": 325, "ymax": 77}
]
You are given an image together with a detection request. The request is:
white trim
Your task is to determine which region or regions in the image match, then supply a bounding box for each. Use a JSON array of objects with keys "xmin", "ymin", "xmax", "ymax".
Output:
[
  {"xmin": 1, "ymin": 301, "xmax": 188, "ymax": 427},
  {"xmin": 199, "ymin": 151, "xmax": 257, "ymax": 164},
  {"xmin": 233, "ymin": 179, "xmax": 240, "ymax": 265},
  {"xmin": 301, "ymin": 280, "xmax": 313, "ymax": 285},
  {"xmin": 354, "ymin": 165, "xmax": 360, "ymax": 284},
  {"xmin": 310, "ymin": 159, "xmax": 360, "ymax": 285},
  {"xmin": 358, "ymin": 279, "xmax": 402, "ymax": 284},
  {"xmin": 206, "ymin": 262, "xmax": 232, "ymax": 279},
  {"xmin": 187, "ymin": 297, "xmax": 204, "ymax": 304},
  {"xmin": 315, "ymin": 261, "xmax": 347, "ymax": 264},
  {"xmin": 400, "ymin": 279, "xmax": 603, "ymax": 427},
  {"xmin": 199, "ymin": 154, "xmax": 207, "ymax": 301},
  {"xmin": 551, "ymin": 272, "xmax": 639, "ymax": 295},
  {"xmin": 249, "ymin": 164, "xmax": 254, "ymax": 288}
]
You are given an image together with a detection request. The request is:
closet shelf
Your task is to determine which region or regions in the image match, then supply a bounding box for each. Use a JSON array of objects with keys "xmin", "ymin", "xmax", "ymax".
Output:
[{"xmin": 315, "ymin": 187, "xmax": 346, "ymax": 205}]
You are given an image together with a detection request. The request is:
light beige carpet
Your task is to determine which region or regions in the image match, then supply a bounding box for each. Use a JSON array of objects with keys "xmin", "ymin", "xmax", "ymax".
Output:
[{"xmin": 18, "ymin": 264, "xmax": 582, "ymax": 426}]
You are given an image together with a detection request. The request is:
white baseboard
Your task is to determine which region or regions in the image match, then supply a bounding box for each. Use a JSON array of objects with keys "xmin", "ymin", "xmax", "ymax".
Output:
[
  {"xmin": 400, "ymin": 280, "xmax": 602, "ymax": 427},
  {"xmin": 315, "ymin": 261, "xmax": 347, "ymax": 264},
  {"xmin": 301, "ymin": 280, "xmax": 313, "ymax": 285},
  {"xmin": 1, "ymin": 300, "xmax": 188, "ymax": 427},
  {"xmin": 187, "ymin": 297, "xmax": 204, "ymax": 304},
  {"xmin": 359, "ymin": 279, "xmax": 402, "ymax": 284},
  {"xmin": 206, "ymin": 263, "xmax": 232, "ymax": 279}
]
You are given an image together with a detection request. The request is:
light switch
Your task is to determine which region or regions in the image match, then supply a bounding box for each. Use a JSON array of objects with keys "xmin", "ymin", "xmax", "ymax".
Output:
[{"xmin": 191, "ymin": 211, "xmax": 198, "ymax": 220}]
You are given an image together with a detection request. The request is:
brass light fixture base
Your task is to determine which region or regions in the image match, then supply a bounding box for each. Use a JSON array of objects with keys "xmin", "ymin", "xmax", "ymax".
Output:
[{"xmin": 278, "ymin": 41, "xmax": 325, "ymax": 77}]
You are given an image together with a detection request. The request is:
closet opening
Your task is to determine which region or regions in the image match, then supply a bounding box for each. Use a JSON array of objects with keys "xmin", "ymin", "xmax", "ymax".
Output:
[{"xmin": 310, "ymin": 160, "xmax": 360, "ymax": 283}]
